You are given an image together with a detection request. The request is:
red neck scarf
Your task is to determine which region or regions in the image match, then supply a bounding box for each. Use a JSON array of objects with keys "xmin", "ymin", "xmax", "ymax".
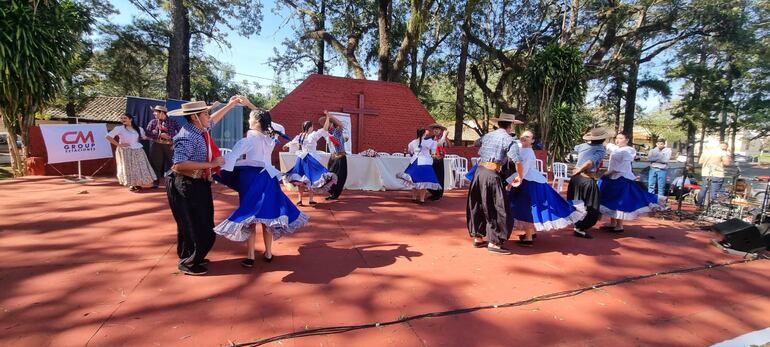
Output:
[{"xmin": 202, "ymin": 131, "xmax": 221, "ymax": 178}]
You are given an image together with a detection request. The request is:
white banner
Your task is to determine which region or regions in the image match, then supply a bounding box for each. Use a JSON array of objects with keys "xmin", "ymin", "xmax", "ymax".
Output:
[
  {"xmin": 328, "ymin": 112, "xmax": 353, "ymax": 153},
  {"xmin": 40, "ymin": 124, "xmax": 114, "ymax": 164}
]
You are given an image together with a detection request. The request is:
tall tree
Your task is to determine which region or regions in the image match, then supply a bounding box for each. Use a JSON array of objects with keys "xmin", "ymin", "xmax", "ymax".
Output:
[
  {"xmin": 0, "ymin": 0, "xmax": 91, "ymax": 176},
  {"xmin": 128, "ymin": 0, "xmax": 264, "ymax": 99}
]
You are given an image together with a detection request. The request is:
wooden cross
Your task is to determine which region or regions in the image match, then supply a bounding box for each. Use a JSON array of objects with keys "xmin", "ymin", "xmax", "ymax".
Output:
[{"xmin": 342, "ymin": 94, "xmax": 379, "ymax": 153}]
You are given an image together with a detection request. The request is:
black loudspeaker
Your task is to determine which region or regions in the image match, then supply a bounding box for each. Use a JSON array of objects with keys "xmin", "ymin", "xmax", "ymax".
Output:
[
  {"xmin": 712, "ymin": 219, "xmax": 766, "ymax": 252},
  {"xmin": 757, "ymin": 223, "xmax": 770, "ymax": 250}
]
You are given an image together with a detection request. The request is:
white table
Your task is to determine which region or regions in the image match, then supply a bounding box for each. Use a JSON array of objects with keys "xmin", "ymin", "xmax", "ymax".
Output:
[{"xmin": 278, "ymin": 152, "xmax": 456, "ymax": 191}]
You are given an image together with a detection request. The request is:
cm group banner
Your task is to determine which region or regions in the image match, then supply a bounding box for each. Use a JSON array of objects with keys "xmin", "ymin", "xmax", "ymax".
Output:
[{"xmin": 40, "ymin": 124, "xmax": 114, "ymax": 164}]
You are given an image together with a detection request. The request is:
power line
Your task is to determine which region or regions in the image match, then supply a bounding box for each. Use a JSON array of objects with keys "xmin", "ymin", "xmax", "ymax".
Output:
[
  {"xmin": 231, "ymin": 71, "xmax": 277, "ymax": 82},
  {"xmin": 229, "ymin": 256, "xmax": 767, "ymax": 346}
]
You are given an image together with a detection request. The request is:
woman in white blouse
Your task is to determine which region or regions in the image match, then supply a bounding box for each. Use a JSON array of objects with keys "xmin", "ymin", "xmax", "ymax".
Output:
[
  {"xmin": 506, "ymin": 131, "xmax": 586, "ymax": 246},
  {"xmin": 105, "ymin": 113, "xmax": 156, "ymax": 191},
  {"xmin": 214, "ymin": 101, "xmax": 309, "ymax": 267},
  {"xmin": 283, "ymin": 119, "xmax": 337, "ymax": 205},
  {"xmin": 397, "ymin": 128, "xmax": 441, "ymax": 203},
  {"xmin": 598, "ymin": 133, "xmax": 666, "ymax": 232}
]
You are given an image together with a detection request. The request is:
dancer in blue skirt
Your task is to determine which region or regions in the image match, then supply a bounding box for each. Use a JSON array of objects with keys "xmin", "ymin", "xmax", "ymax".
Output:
[
  {"xmin": 598, "ymin": 132, "xmax": 666, "ymax": 233},
  {"xmin": 284, "ymin": 118, "xmax": 337, "ymax": 205},
  {"xmin": 215, "ymin": 97, "xmax": 309, "ymax": 267},
  {"xmin": 506, "ymin": 131, "xmax": 587, "ymax": 246},
  {"xmin": 397, "ymin": 128, "xmax": 441, "ymax": 203}
]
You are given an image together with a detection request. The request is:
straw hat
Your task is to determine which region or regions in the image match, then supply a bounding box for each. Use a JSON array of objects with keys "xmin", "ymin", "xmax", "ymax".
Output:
[
  {"xmin": 168, "ymin": 101, "xmax": 212, "ymax": 116},
  {"xmin": 582, "ymin": 127, "xmax": 611, "ymax": 141},
  {"xmin": 150, "ymin": 105, "xmax": 168, "ymax": 113},
  {"xmin": 427, "ymin": 123, "xmax": 447, "ymax": 130},
  {"xmin": 489, "ymin": 112, "xmax": 524, "ymax": 125}
]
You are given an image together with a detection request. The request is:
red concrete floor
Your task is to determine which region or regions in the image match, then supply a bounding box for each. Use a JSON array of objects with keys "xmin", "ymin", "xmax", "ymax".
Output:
[{"xmin": 1, "ymin": 176, "xmax": 768, "ymax": 347}]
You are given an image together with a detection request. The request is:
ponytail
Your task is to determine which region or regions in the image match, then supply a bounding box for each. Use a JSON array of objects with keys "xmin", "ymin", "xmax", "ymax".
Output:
[{"xmin": 417, "ymin": 128, "xmax": 426, "ymax": 149}]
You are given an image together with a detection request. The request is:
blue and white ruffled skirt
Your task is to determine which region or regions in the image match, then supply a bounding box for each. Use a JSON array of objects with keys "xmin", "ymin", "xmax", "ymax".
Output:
[
  {"xmin": 598, "ymin": 176, "xmax": 666, "ymax": 220},
  {"xmin": 214, "ymin": 166, "xmax": 309, "ymax": 241},
  {"xmin": 285, "ymin": 153, "xmax": 337, "ymax": 193},
  {"xmin": 508, "ymin": 179, "xmax": 587, "ymax": 231},
  {"xmin": 397, "ymin": 161, "xmax": 442, "ymax": 190}
]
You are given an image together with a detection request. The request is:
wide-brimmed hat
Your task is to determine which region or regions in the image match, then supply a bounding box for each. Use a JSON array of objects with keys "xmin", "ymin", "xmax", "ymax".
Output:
[
  {"xmin": 150, "ymin": 105, "xmax": 168, "ymax": 113},
  {"xmin": 168, "ymin": 101, "xmax": 212, "ymax": 116},
  {"xmin": 489, "ymin": 112, "xmax": 524, "ymax": 125},
  {"xmin": 427, "ymin": 123, "xmax": 447, "ymax": 130},
  {"xmin": 582, "ymin": 127, "xmax": 612, "ymax": 141}
]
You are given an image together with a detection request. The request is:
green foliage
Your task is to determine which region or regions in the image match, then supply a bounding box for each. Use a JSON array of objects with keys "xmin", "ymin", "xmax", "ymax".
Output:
[
  {"xmin": 548, "ymin": 103, "xmax": 590, "ymax": 163},
  {"xmin": 526, "ymin": 44, "xmax": 587, "ymax": 161},
  {"xmin": 0, "ymin": 0, "xmax": 91, "ymax": 176}
]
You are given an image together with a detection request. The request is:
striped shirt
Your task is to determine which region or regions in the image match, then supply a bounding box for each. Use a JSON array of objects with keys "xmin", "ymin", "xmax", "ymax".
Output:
[{"xmin": 477, "ymin": 129, "xmax": 521, "ymax": 164}]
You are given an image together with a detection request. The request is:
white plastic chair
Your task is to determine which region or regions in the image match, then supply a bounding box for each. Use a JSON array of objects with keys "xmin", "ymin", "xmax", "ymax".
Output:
[
  {"xmin": 552, "ymin": 162, "xmax": 570, "ymax": 192},
  {"xmin": 452, "ymin": 157, "xmax": 469, "ymax": 188},
  {"xmin": 391, "ymin": 152, "xmax": 404, "ymax": 157},
  {"xmin": 377, "ymin": 152, "xmax": 391, "ymax": 157},
  {"xmin": 535, "ymin": 159, "xmax": 546, "ymax": 175},
  {"xmin": 220, "ymin": 148, "xmax": 232, "ymax": 156}
]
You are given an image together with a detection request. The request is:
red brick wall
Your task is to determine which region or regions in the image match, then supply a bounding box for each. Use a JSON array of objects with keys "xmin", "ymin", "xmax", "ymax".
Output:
[
  {"xmin": 27, "ymin": 126, "xmax": 117, "ymax": 176},
  {"xmin": 270, "ymin": 74, "xmax": 437, "ymax": 161}
]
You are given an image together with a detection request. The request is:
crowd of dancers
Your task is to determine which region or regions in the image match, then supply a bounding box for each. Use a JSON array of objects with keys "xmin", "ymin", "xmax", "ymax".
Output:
[{"xmin": 109, "ymin": 96, "xmax": 667, "ymax": 275}]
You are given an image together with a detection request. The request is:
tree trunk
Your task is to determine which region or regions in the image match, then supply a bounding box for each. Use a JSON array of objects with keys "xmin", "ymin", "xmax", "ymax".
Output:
[
  {"xmin": 622, "ymin": 44, "xmax": 642, "ymax": 144},
  {"xmin": 686, "ymin": 121, "xmax": 696, "ymax": 169},
  {"xmin": 6, "ymin": 130, "xmax": 24, "ymax": 176},
  {"xmin": 730, "ymin": 113, "xmax": 738, "ymax": 157},
  {"xmin": 315, "ymin": 0, "xmax": 326, "ymax": 74},
  {"xmin": 613, "ymin": 72, "xmax": 623, "ymax": 134},
  {"xmin": 182, "ymin": 25, "xmax": 191, "ymax": 100},
  {"xmin": 377, "ymin": 0, "xmax": 391, "ymax": 81},
  {"xmin": 167, "ymin": 0, "xmax": 189, "ymax": 99},
  {"xmin": 454, "ymin": 30, "xmax": 469, "ymax": 146},
  {"xmin": 698, "ymin": 120, "xmax": 707, "ymax": 160},
  {"xmin": 409, "ymin": 44, "xmax": 418, "ymax": 91}
]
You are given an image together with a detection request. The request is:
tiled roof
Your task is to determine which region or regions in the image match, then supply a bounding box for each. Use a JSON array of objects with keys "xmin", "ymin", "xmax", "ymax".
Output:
[{"xmin": 45, "ymin": 96, "xmax": 126, "ymax": 123}]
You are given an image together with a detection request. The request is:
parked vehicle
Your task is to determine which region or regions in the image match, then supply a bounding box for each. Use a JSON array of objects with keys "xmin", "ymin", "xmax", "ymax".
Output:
[{"xmin": 734, "ymin": 154, "xmax": 751, "ymax": 163}]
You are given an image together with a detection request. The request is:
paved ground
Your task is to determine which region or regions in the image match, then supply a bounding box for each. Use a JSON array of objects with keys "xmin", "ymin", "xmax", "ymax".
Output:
[{"xmin": 1, "ymin": 177, "xmax": 769, "ymax": 346}]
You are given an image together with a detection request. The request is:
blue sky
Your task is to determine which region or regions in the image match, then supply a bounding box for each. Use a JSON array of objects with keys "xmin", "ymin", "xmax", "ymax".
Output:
[
  {"xmin": 105, "ymin": 0, "xmax": 673, "ymax": 111},
  {"xmin": 107, "ymin": 0, "xmax": 298, "ymax": 89}
]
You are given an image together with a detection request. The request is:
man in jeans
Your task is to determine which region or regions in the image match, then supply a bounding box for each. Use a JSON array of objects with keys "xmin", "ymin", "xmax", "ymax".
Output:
[
  {"xmin": 697, "ymin": 142, "xmax": 732, "ymax": 207},
  {"xmin": 647, "ymin": 138, "xmax": 672, "ymax": 195}
]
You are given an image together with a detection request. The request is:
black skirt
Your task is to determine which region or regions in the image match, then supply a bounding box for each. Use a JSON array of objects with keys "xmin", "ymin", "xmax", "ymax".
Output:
[
  {"xmin": 428, "ymin": 157, "xmax": 445, "ymax": 199},
  {"xmin": 567, "ymin": 174, "xmax": 602, "ymax": 230},
  {"xmin": 466, "ymin": 166, "xmax": 513, "ymax": 245}
]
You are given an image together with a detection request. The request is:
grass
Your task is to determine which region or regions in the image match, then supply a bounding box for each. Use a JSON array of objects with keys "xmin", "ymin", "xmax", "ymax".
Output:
[{"xmin": 758, "ymin": 153, "xmax": 770, "ymax": 162}]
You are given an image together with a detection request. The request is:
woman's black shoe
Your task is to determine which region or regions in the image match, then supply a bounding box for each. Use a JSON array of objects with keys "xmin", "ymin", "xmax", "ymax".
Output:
[{"xmin": 240, "ymin": 258, "xmax": 255, "ymax": 268}]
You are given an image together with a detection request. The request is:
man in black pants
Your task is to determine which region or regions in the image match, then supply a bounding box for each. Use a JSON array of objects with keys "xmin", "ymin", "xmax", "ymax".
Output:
[
  {"xmin": 427, "ymin": 123, "xmax": 449, "ymax": 200},
  {"xmin": 166, "ymin": 99, "xmax": 238, "ymax": 275},
  {"xmin": 146, "ymin": 105, "xmax": 181, "ymax": 188},
  {"xmin": 321, "ymin": 112, "xmax": 348, "ymax": 200}
]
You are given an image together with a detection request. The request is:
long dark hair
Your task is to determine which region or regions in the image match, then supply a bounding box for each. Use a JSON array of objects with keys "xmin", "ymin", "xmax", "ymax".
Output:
[
  {"xmin": 302, "ymin": 120, "xmax": 312, "ymax": 133},
  {"xmin": 124, "ymin": 113, "xmax": 141, "ymax": 136},
  {"xmin": 251, "ymin": 110, "xmax": 275, "ymax": 135},
  {"xmin": 416, "ymin": 128, "xmax": 426, "ymax": 149}
]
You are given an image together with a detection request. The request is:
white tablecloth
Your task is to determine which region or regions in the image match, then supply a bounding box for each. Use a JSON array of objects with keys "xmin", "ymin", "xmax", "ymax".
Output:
[{"xmin": 279, "ymin": 152, "xmax": 455, "ymax": 191}]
